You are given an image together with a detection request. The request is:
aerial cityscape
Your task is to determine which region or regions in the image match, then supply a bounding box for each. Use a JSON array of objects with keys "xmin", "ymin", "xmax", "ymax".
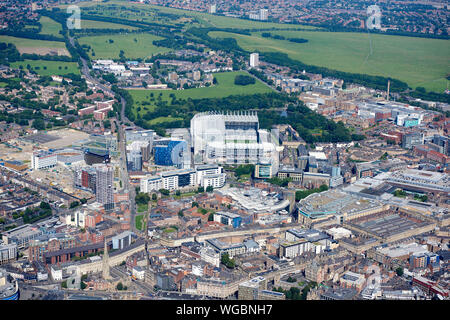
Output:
[{"xmin": 0, "ymin": 0, "xmax": 449, "ymax": 305}]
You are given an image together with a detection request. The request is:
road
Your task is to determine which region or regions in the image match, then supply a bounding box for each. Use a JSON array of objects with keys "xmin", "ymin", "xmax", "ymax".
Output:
[
  {"xmin": 71, "ymin": 36, "xmax": 138, "ymax": 233},
  {"xmin": 110, "ymin": 266, "xmax": 155, "ymax": 295}
]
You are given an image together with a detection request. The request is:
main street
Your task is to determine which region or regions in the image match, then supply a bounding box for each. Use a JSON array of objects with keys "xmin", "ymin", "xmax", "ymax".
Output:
[{"xmin": 72, "ymin": 36, "xmax": 138, "ymax": 233}]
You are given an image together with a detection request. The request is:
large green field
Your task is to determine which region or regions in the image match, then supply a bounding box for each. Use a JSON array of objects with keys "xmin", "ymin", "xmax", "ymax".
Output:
[
  {"xmin": 210, "ymin": 30, "xmax": 450, "ymax": 93},
  {"xmin": 77, "ymin": 33, "xmax": 171, "ymax": 59},
  {"xmin": 10, "ymin": 60, "xmax": 80, "ymax": 76},
  {"xmin": 0, "ymin": 35, "xmax": 66, "ymax": 49},
  {"xmin": 0, "ymin": 35, "xmax": 69, "ymax": 56},
  {"xmin": 80, "ymin": 19, "xmax": 139, "ymax": 30},
  {"xmin": 59, "ymin": 0, "xmax": 319, "ymax": 30},
  {"xmin": 129, "ymin": 71, "xmax": 272, "ymax": 119},
  {"xmin": 39, "ymin": 16, "xmax": 62, "ymax": 37}
]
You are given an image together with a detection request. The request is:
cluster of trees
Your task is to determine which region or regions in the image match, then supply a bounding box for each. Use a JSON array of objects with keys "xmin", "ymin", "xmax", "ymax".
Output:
[
  {"xmin": 248, "ymin": 68, "xmax": 274, "ymax": 86},
  {"xmin": 0, "ymin": 42, "xmax": 21, "ymax": 64},
  {"xmin": 146, "ymin": 52, "xmax": 203, "ymax": 64},
  {"xmin": 266, "ymin": 177, "xmax": 292, "ymax": 187},
  {"xmin": 393, "ymin": 189, "xmax": 407, "ymax": 197},
  {"xmin": 13, "ymin": 201, "xmax": 52, "ymax": 224},
  {"xmin": 0, "ymin": 29, "xmax": 63, "ymax": 42},
  {"xmin": 295, "ymin": 184, "xmax": 328, "ymax": 201},
  {"xmin": 287, "ymin": 37, "xmax": 309, "ymax": 43},
  {"xmin": 135, "ymin": 192, "xmax": 150, "ymax": 205},
  {"xmin": 116, "ymin": 282, "xmax": 128, "ymax": 291},
  {"xmin": 261, "ymin": 32, "xmax": 308, "ymax": 43},
  {"xmin": 78, "ymin": 12, "xmax": 181, "ymax": 32},
  {"xmin": 153, "ymin": 36, "xmax": 188, "ymax": 50},
  {"xmin": 234, "ymin": 164, "xmax": 255, "ymax": 179},
  {"xmin": 414, "ymin": 194, "xmax": 428, "ymax": 202},
  {"xmin": 69, "ymin": 201, "xmax": 80, "ymax": 209},
  {"xmin": 273, "ymin": 282, "xmax": 317, "ymax": 300},
  {"xmin": 102, "ymin": 73, "xmax": 117, "ymax": 84},
  {"xmin": 259, "ymin": 104, "xmax": 363, "ymax": 143},
  {"xmin": 221, "ymin": 253, "xmax": 236, "ymax": 269},
  {"xmin": 408, "ymin": 87, "xmax": 450, "ymax": 104},
  {"xmin": 234, "ymin": 74, "xmax": 255, "ymax": 86}
]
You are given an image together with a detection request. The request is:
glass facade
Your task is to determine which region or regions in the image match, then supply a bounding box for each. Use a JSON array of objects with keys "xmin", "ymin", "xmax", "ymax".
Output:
[{"xmin": 154, "ymin": 140, "xmax": 187, "ymax": 167}]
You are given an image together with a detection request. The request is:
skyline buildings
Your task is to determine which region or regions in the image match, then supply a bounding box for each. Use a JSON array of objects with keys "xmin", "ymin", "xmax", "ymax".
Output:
[{"xmin": 94, "ymin": 164, "xmax": 114, "ymax": 210}]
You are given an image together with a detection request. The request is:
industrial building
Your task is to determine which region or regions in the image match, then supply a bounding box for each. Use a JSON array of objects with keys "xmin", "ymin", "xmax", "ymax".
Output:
[{"xmin": 31, "ymin": 150, "xmax": 57, "ymax": 170}]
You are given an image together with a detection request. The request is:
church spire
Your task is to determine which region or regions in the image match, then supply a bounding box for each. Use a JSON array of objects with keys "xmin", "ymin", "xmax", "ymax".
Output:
[{"xmin": 102, "ymin": 239, "xmax": 111, "ymax": 280}]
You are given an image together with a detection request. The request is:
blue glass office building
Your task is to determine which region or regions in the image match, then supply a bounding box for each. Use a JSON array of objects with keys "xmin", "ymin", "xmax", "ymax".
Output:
[{"xmin": 154, "ymin": 140, "xmax": 187, "ymax": 168}]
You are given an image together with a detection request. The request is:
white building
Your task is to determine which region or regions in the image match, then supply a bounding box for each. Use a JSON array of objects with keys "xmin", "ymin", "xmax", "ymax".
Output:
[
  {"xmin": 0, "ymin": 243, "xmax": 17, "ymax": 264},
  {"xmin": 326, "ymin": 227, "xmax": 352, "ymax": 240},
  {"xmin": 140, "ymin": 175, "xmax": 163, "ymax": 193},
  {"xmin": 260, "ymin": 9, "xmax": 268, "ymax": 20},
  {"xmin": 250, "ymin": 53, "xmax": 259, "ymax": 68},
  {"xmin": 196, "ymin": 164, "xmax": 226, "ymax": 188},
  {"xmin": 192, "ymin": 263, "xmax": 204, "ymax": 276},
  {"xmin": 280, "ymin": 240, "xmax": 311, "ymax": 258},
  {"xmin": 108, "ymin": 64, "xmax": 126, "ymax": 76},
  {"xmin": 201, "ymin": 173, "xmax": 226, "ymax": 189},
  {"xmin": 140, "ymin": 165, "xmax": 226, "ymax": 192},
  {"xmin": 37, "ymin": 271, "xmax": 48, "ymax": 282},
  {"xmin": 50, "ymin": 266, "xmax": 62, "ymax": 281},
  {"xmin": 65, "ymin": 210, "xmax": 86, "ymax": 228},
  {"xmin": 199, "ymin": 246, "xmax": 220, "ymax": 268},
  {"xmin": 132, "ymin": 266, "xmax": 145, "ymax": 280},
  {"xmin": 31, "ymin": 151, "xmax": 57, "ymax": 170},
  {"xmin": 161, "ymin": 169, "xmax": 196, "ymax": 190}
]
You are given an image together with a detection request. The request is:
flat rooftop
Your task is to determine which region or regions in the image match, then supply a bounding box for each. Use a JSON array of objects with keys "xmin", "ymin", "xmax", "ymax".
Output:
[{"xmin": 298, "ymin": 189, "xmax": 384, "ymax": 219}]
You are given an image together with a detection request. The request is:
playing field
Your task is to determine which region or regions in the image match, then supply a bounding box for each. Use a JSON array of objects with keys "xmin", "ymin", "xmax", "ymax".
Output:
[
  {"xmin": 10, "ymin": 60, "xmax": 80, "ymax": 76},
  {"xmin": 39, "ymin": 16, "xmax": 62, "ymax": 37},
  {"xmin": 129, "ymin": 71, "xmax": 273, "ymax": 118},
  {"xmin": 0, "ymin": 35, "xmax": 70, "ymax": 56},
  {"xmin": 210, "ymin": 30, "xmax": 450, "ymax": 93},
  {"xmin": 77, "ymin": 33, "xmax": 171, "ymax": 59}
]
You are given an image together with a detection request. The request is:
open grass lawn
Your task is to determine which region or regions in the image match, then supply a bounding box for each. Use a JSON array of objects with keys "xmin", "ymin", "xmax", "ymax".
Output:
[
  {"xmin": 77, "ymin": 33, "xmax": 171, "ymax": 59},
  {"xmin": 210, "ymin": 30, "xmax": 450, "ymax": 93},
  {"xmin": 39, "ymin": 16, "xmax": 62, "ymax": 37},
  {"xmin": 137, "ymin": 203, "xmax": 148, "ymax": 213},
  {"xmin": 80, "ymin": 19, "xmax": 139, "ymax": 30},
  {"xmin": 129, "ymin": 71, "xmax": 271, "ymax": 126},
  {"xmin": 59, "ymin": 0, "xmax": 318, "ymax": 30},
  {"xmin": 0, "ymin": 35, "xmax": 66, "ymax": 49},
  {"xmin": 129, "ymin": 71, "xmax": 272, "ymax": 119},
  {"xmin": 10, "ymin": 60, "xmax": 80, "ymax": 76},
  {"xmin": 59, "ymin": 1, "xmax": 190, "ymax": 28},
  {"xmin": 135, "ymin": 214, "xmax": 146, "ymax": 231}
]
